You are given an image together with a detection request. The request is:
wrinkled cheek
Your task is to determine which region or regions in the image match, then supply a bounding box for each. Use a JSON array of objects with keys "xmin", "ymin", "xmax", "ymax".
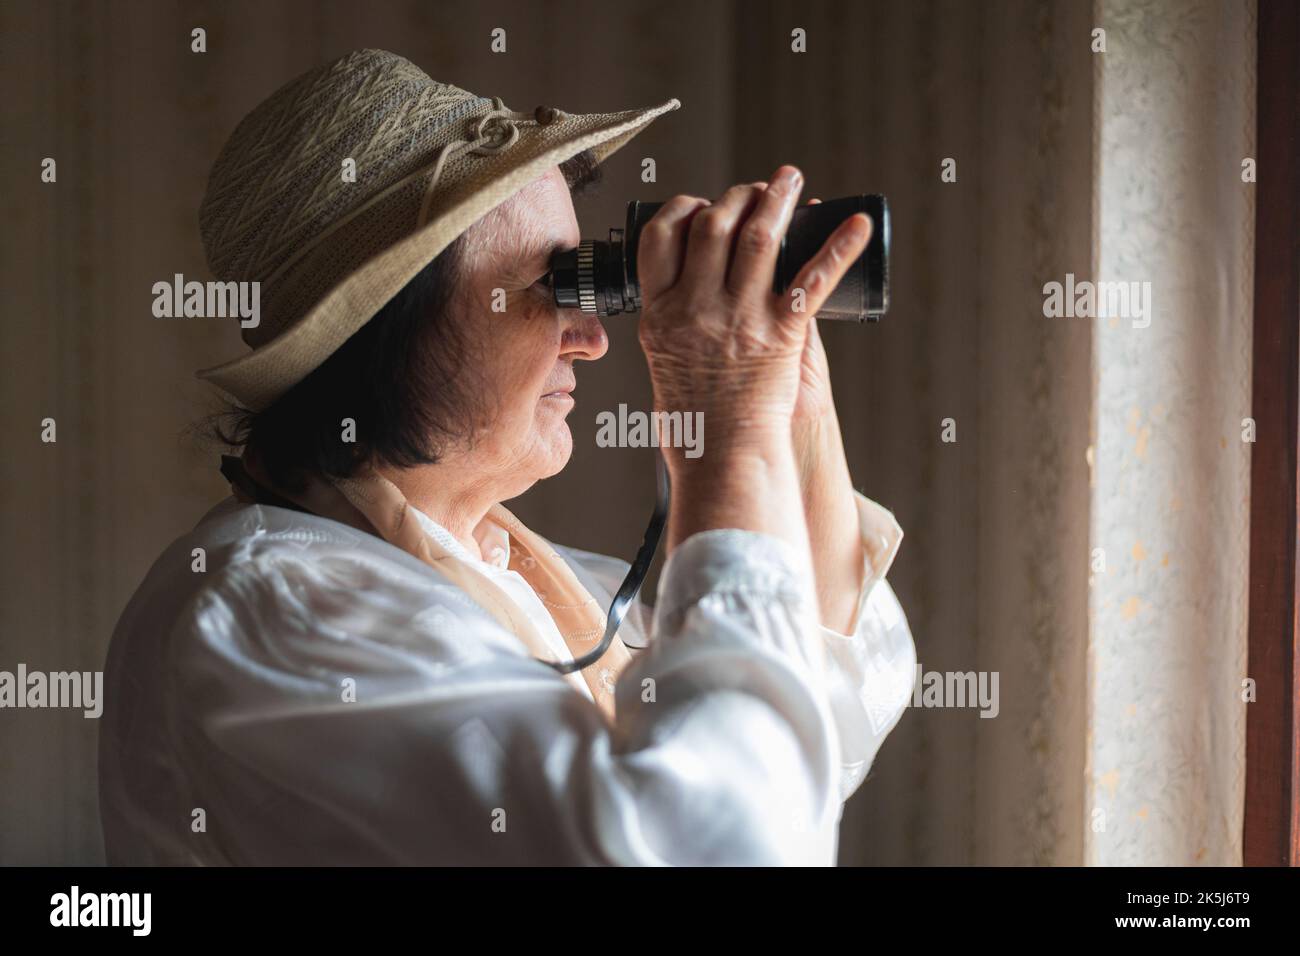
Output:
[{"xmin": 504, "ymin": 304, "xmax": 565, "ymax": 381}]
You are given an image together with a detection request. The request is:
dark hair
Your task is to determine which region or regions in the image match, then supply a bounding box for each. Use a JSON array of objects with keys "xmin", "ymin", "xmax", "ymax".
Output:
[
  {"xmin": 560, "ymin": 147, "xmax": 602, "ymax": 194},
  {"xmin": 211, "ymin": 148, "xmax": 602, "ymax": 491},
  {"xmin": 213, "ymin": 234, "xmax": 475, "ymax": 492}
]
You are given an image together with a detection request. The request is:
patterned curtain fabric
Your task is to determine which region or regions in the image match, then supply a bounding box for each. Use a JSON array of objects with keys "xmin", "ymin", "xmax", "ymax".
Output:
[{"xmin": 733, "ymin": 0, "xmax": 1096, "ymax": 865}]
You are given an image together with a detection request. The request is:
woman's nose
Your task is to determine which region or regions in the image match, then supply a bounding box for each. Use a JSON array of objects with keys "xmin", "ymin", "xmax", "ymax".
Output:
[{"xmin": 559, "ymin": 312, "xmax": 608, "ymax": 361}]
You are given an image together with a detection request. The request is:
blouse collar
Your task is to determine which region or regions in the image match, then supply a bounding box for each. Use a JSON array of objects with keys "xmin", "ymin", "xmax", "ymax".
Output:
[{"xmin": 407, "ymin": 507, "xmax": 512, "ymax": 572}]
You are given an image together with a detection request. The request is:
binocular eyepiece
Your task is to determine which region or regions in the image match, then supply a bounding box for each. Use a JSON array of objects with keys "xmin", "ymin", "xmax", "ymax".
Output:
[{"xmin": 547, "ymin": 194, "xmax": 889, "ymax": 322}]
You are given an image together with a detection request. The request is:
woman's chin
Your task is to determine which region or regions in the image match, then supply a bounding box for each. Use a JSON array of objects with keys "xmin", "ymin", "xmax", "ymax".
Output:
[{"xmin": 532, "ymin": 421, "xmax": 573, "ymax": 479}]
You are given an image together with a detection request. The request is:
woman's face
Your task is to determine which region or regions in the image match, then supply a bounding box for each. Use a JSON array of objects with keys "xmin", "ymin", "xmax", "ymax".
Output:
[{"xmin": 450, "ymin": 166, "xmax": 608, "ymax": 498}]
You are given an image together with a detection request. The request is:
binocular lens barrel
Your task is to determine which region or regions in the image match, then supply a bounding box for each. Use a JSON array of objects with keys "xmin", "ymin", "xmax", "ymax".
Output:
[{"xmin": 550, "ymin": 194, "xmax": 889, "ymax": 322}]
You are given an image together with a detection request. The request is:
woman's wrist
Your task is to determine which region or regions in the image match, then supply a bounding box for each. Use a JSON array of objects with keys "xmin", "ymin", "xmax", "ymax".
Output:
[
  {"xmin": 665, "ymin": 432, "xmax": 812, "ymax": 565},
  {"xmin": 793, "ymin": 404, "xmax": 867, "ymax": 633}
]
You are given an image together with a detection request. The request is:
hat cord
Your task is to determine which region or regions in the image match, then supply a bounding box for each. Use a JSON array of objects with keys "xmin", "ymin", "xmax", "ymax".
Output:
[
  {"xmin": 259, "ymin": 97, "xmax": 546, "ymax": 291},
  {"xmin": 414, "ymin": 97, "xmax": 539, "ymax": 227}
]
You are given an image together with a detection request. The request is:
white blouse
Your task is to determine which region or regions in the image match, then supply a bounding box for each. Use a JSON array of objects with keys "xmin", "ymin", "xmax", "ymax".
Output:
[
  {"xmin": 408, "ymin": 506, "xmax": 593, "ymax": 694},
  {"xmin": 98, "ymin": 492, "xmax": 916, "ymax": 865}
]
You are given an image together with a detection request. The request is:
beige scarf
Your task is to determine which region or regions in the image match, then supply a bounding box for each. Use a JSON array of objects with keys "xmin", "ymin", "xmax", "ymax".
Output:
[{"xmin": 223, "ymin": 454, "xmax": 633, "ymax": 724}]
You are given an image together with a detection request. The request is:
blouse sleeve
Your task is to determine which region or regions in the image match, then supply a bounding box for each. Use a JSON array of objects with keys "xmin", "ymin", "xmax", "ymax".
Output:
[
  {"xmin": 813, "ymin": 492, "xmax": 916, "ymax": 800},
  {"xmin": 171, "ymin": 529, "xmax": 851, "ymax": 866},
  {"xmin": 563, "ymin": 492, "xmax": 917, "ymax": 803}
]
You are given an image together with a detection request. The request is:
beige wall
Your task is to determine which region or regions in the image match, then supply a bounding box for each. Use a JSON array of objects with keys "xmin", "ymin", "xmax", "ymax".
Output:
[{"xmin": 1, "ymin": 0, "xmax": 1105, "ymax": 864}]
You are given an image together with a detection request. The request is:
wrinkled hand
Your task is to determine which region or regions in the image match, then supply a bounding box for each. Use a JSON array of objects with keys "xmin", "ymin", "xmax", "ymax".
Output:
[
  {"xmin": 636, "ymin": 169, "xmax": 872, "ymax": 467},
  {"xmin": 793, "ymin": 284, "xmax": 835, "ymax": 426},
  {"xmin": 787, "ymin": 196, "xmax": 846, "ymax": 427}
]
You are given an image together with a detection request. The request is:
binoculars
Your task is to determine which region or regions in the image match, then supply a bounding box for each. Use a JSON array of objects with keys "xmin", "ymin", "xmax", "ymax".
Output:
[{"xmin": 547, "ymin": 194, "xmax": 889, "ymax": 322}]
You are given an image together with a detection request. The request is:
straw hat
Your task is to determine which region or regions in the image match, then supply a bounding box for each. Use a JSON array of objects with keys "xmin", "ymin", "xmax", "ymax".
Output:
[{"xmin": 196, "ymin": 49, "xmax": 679, "ymax": 410}]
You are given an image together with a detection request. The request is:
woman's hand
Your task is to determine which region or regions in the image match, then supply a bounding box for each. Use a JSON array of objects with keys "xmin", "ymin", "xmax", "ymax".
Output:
[
  {"xmin": 638, "ymin": 171, "xmax": 870, "ymax": 454},
  {"xmin": 636, "ymin": 165, "xmax": 872, "ymax": 556},
  {"xmin": 783, "ymin": 197, "xmax": 871, "ymax": 631},
  {"xmin": 792, "ymin": 274, "xmax": 837, "ymax": 425},
  {"xmin": 790, "ymin": 198, "xmax": 839, "ymax": 426}
]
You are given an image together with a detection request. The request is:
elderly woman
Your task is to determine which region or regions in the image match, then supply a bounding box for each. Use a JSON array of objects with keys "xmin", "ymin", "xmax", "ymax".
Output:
[{"xmin": 99, "ymin": 50, "xmax": 915, "ymax": 865}]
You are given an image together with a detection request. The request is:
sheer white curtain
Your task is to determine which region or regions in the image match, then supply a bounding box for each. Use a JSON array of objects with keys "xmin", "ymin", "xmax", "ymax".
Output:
[{"xmin": 1087, "ymin": 0, "xmax": 1254, "ymax": 866}]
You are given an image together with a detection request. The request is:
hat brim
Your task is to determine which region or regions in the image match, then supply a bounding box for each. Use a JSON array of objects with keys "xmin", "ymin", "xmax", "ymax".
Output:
[{"xmin": 197, "ymin": 97, "xmax": 681, "ymax": 411}]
